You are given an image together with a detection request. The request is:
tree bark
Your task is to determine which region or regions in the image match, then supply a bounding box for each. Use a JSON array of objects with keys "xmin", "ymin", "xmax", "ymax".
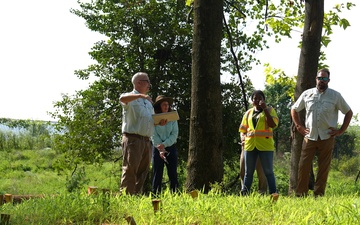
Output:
[
  {"xmin": 185, "ymin": 0, "xmax": 224, "ymax": 193},
  {"xmin": 288, "ymin": 0, "xmax": 324, "ymax": 195}
]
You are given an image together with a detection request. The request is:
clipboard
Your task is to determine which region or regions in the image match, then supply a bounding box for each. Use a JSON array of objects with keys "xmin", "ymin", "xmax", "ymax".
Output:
[{"xmin": 152, "ymin": 111, "xmax": 179, "ymax": 125}]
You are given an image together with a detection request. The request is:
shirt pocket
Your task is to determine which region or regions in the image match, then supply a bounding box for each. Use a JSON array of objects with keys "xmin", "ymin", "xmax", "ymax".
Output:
[
  {"xmin": 132, "ymin": 99, "xmax": 149, "ymax": 118},
  {"xmin": 304, "ymin": 97, "xmax": 317, "ymax": 112},
  {"xmin": 322, "ymin": 100, "xmax": 336, "ymax": 113}
]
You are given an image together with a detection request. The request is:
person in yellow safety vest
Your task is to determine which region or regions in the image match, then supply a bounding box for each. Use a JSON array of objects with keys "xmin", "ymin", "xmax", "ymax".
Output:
[{"xmin": 239, "ymin": 90, "xmax": 279, "ymax": 196}]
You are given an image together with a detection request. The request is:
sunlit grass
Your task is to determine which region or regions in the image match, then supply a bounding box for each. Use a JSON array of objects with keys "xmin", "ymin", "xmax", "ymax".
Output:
[
  {"xmin": 1, "ymin": 149, "xmax": 360, "ymax": 224},
  {"xmin": 2, "ymin": 190, "xmax": 360, "ymax": 224},
  {"xmin": 0, "ymin": 149, "xmax": 120, "ymax": 195}
]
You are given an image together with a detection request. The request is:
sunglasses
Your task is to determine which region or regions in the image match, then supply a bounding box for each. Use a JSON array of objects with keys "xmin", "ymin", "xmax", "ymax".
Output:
[{"xmin": 317, "ymin": 77, "xmax": 329, "ymax": 81}]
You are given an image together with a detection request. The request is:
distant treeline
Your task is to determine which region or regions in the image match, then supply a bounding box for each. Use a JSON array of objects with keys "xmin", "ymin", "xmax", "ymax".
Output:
[{"xmin": 0, "ymin": 118, "xmax": 54, "ymax": 150}]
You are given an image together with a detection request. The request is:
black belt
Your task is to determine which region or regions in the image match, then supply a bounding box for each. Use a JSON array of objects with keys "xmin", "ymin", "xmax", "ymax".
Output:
[{"xmin": 123, "ymin": 132, "xmax": 150, "ymax": 141}]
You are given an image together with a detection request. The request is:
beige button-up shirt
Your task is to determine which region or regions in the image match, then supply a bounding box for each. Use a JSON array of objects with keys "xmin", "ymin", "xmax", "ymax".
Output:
[{"xmin": 292, "ymin": 88, "xmax": 351, "ymax": 141}]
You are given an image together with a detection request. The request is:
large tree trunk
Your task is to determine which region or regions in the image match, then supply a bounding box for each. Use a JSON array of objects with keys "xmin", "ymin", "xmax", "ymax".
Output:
[
  {"xmin": 185, "ymin": 0, "xmax": 224, "ymax": 193},
  {"xmin": 288, "ymin": 0, "xmax": 324, "ymax": 195}
]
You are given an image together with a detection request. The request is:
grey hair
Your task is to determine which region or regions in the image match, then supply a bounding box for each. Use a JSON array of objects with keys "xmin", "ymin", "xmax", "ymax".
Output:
[{"xmin": 131, "ymin": 72, "xmax": 148, "ymax": 85}]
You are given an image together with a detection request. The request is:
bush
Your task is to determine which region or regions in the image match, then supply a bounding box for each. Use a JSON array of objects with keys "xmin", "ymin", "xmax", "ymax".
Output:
[{"xmin": 337, "ymin": 155, "xmax": 360, "ymax": 177}]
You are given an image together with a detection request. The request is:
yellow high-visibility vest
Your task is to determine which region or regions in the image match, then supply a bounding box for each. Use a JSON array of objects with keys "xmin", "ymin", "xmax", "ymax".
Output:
[{"xmin": 239, "ymin": 107, "xmax": 278, "ymax": 151}]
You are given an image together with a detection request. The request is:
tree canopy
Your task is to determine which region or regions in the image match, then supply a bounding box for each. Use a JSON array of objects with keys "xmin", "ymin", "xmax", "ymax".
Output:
[{"xmin": 49, "ymin": 0, "xmax": 354, "ymax": 192}]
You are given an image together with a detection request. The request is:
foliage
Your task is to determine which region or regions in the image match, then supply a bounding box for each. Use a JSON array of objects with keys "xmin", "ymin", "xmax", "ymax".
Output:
[
  {"xmin": 334, "ymin": 129, "xmax": 357, "ymax": 158},
  {"xmin": 51, "ymin": 0, "xmax": 299, "ymax": 169},
  {"xmin": 0, "ymin": 149, "xmax": 65, "ymax": 195},
  {"xmin": 2, "ymin": 148, "xmax": 360, "ymax": 196},
  {"xmin": 50, "ymin": 0, "xmax": 194, "ymax": 170},
  {"xmin": 66, "ymin": 166, "xmax": 90, "ymax": 193},
  {"xmin": 0, "ymin": 149, "xmax": 121, "ymax": 195},
  {"xmin": 221, "ymin": 76, "xmax": 254, "ymax": 161},
  {"xmin": 264, "ymin": 65, "xmax": 296, "ymax": 153},
  {"xmin": 0, "ymin": 118, "xmax": 53, "ymax": 151},
  {"xmin": 51, "ymin": 0, "xmax": 292, "ymax": 168},
  {"xmin": 335, "ymin": 156, "xmax": 360, "ymax": 177},
  {"xmin": 45, "ymin": 0, "xmax": 356, "ymax": 192}
]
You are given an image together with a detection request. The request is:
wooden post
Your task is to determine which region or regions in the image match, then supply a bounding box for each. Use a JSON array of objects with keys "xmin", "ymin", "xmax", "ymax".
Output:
[
  {"xmin": 271, "ymin": 193, "xmax": 279, "ymax": 202},
  {"xmin": 151, "ymin": 199, "xmax": 161, "ymax": 213},
  {"xmin": 88, "ymin": 186, "xmax": 98, "ymax": 195},
  {"xmin": 189, "ymin": 190, "xmax": 198, "ymax": 199},
  {"xmin": 4, "ymin": 194, "xmax": 12, "ymax": 204}
]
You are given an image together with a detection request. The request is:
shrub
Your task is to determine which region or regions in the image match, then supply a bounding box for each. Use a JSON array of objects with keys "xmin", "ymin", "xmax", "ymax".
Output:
[{"xmin": 338, "ymin": 155, "xmax": 360, "ymax": 177}]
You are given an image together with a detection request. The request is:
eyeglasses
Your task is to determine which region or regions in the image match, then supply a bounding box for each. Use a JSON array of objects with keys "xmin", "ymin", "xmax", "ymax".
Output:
[
  {"xmin": 139, "ymin": 79, "xmax": 150, "ymax": 84},
  {"xmin": 317, "ymin": 77, "xmax": 329, "ymax": 81}
]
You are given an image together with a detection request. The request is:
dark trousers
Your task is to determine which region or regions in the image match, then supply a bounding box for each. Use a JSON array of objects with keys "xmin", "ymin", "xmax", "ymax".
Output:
[{"xmin": 152, "ymin": 144, "xmax": 179, "ymax": 194}]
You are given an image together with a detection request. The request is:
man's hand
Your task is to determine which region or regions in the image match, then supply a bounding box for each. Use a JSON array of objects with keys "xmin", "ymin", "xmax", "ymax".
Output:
[
  {"xmin": 296, "ymin": 125, "xmax": 310, "ymax": 136},
  {"xmin": 328, "ymin": 127, "xmax": 343, "ymax": 137},
  {"xmin": 142, "ymin": 94, "xmax": 153, "ymax": 104}
]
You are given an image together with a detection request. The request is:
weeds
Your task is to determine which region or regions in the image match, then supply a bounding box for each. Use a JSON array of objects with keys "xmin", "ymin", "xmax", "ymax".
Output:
[{"xmin": 1, "ymin": 149, "xmax": 360, "ymax": 224}]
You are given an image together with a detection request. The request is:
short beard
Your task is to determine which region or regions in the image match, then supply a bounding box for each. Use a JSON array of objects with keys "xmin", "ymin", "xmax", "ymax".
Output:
[{"xmin": 317, "ymin": 84, "xmax": 328, "ymax": 92}]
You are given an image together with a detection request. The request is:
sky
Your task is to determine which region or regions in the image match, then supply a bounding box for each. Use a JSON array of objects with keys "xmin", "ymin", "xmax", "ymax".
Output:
[
  {"xmin": 0, "ymin": 1, "xmax": 103, "ymax": 121},
  {"xmin": 246, "ymin": 0, "xmax": 359, "ymax": 123},
  {"xmin": 0, "ymin": 1, "xmax": 358, "ymax": 122}
]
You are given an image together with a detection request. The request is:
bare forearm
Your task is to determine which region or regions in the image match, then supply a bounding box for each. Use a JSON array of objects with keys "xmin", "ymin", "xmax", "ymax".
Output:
[
  {"xmin": 120, "ymin": 94, "xmax": 149, "ymax": 104},
  {"xmin": 264, "ymin": 108, "xmax": 276, "ymax": 128},
  {"xmin": 291, "ymin": 109, "xmax": 310, "ymax": 136},
  {"xmin": 290, "ymin": 109, "xmax": 302, "ymax": 128},
  {"xmin": 339, "ymin": 109, "xmax": 353, "ymax": 134}
]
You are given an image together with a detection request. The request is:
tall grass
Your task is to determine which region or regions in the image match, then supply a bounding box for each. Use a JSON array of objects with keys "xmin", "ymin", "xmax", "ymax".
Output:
[
  {"xmin": 2, "ymin": 190, "xmax": 360, "ymax": 224},
  {"xmin": 0, "ymin": 149, "xmax": 120, "ymax": 195},
  {"xmin": 1, "ymin": 149, "xmax": 360, "ymax": 224}
]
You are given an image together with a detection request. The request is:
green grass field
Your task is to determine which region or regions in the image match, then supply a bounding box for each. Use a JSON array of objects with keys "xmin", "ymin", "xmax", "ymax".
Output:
[{"xmin": 1, "ymin": 149, "xmax": 360, "ymax": 224}]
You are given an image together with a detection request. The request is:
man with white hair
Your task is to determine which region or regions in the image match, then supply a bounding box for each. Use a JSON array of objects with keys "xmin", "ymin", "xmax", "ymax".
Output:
[{"xmin": 119, "ymin": 72, "xmax": 154, "ymax": 195}]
